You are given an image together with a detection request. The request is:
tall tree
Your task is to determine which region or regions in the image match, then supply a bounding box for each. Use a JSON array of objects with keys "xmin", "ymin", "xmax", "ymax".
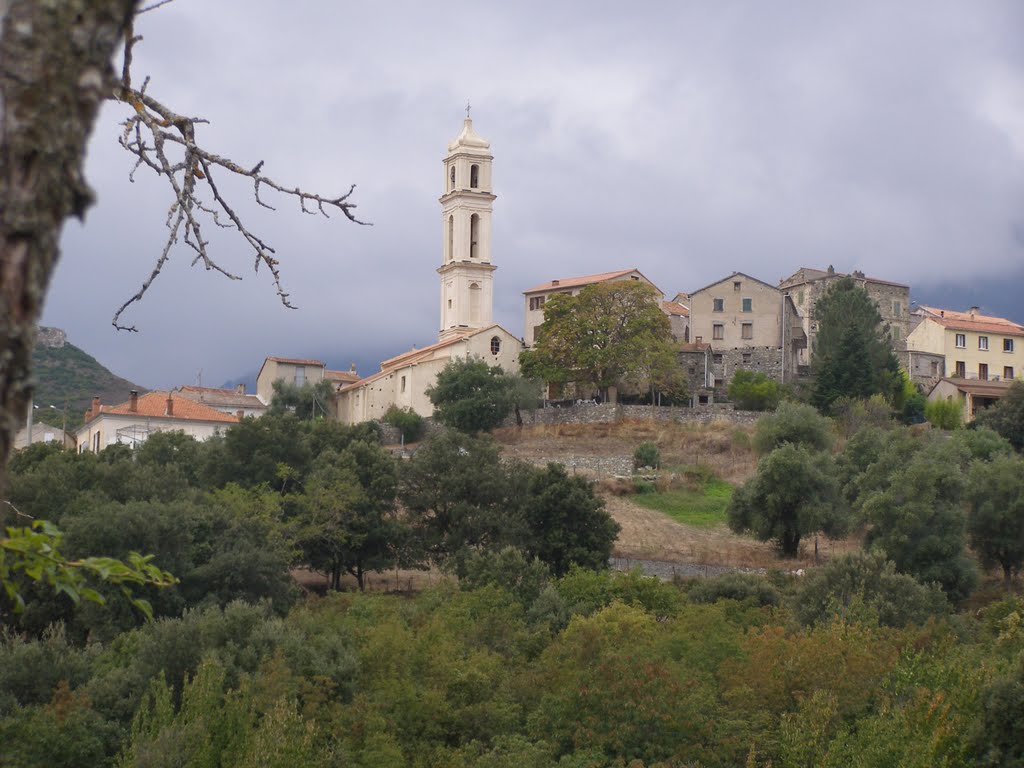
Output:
[
  {"xmin": 811, "ymin": 277, "xmax": 901, "ymax": 412},
  {"xmin": 519, "ymin": 281, "xmax": 676, "ymax": 401}
]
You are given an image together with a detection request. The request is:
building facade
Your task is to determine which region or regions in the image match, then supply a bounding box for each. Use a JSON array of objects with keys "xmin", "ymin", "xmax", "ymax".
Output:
[
  {"xmin": 907, "ymin": 306, "xmax": 1024, "ymax": 383},
  {"xmin": 779, "ymin": 266, "xmax": 910, "ymax": 366}
]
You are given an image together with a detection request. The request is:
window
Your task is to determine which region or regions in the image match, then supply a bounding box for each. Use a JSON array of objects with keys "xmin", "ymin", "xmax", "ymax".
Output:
[
  {"xmin": 1004, "ymin": 338, "xmax": 1015, "ymax": 353},
  {"xmin": 892, "ymin": 300, "xmax": 902, "ymax": 317},
  {"xmin": 733, "ymin": 281, "xmax": 741, "ymax": 292},
  {"xmin": 470, "ymin": 164, "xmax": 479, "ymax": 188},
  {"xmin": 447, "ymin": 215, "xmax": 454, "ymax": 261},
  {"xmin": 979, "ymin": 336, "xmax": 989, "ymax": 351},
  {"xmin": 713, "ymin": 354, "xmax": 723, "ymax": 364},
  {"xmin": 796, "ymin": 290, "xmax": 804, "ymax": 305},
  {"xmin": 713, "ymin": 323, "xmax": 724, "ymax": 340},
  {"xmin": 979, "ymin": 363, "xmax": 989, "ymax": 380},
  {"xmin": 712, "ymin": 298, "xmax": 724, "ymax": 312},
  {"xmin": 688, "ymin": 367, "xmax": 696, "ymax": 375},
  {"xmin": 294, "ymin": 366, "xmax": 305, "ymax": 386},
  {"xmin": 741, "ymin": 322, "xmax": 753, "ymax": 340},
  {"xmin": 490, "ymin": 336, "xmax": 501, "ymax": 355},
  {"xmin": 955, "ymin": 333, "xmax": 966, "ymax": 349},
  {"xmin": 955, "ymin": 361, "xmax": 966, "ymax": 378},
  {"xmin": 742, "ymin": 352, "xmax": 752, "ymax": 363},
  {"xmin": 742, "ymin": 297, "xmax": 752, "ymax": 313},
  {"xmin": 449, "ymin": 165, "xmax": 455, "ymax": 190},
  {"xmin": 533, "ymin": 325, "xmax": 543, "ymax": 342},
  {"xmin": 1004, "ymin": 366, "xmax": 1014, "ymax": 380},
  {"xmin": 930, "ymin": 361, "xmax": 939, "ymax": 376},
  {"xmin": 529, "ymin": 296, "xmax": 546, "ymax": 311},
  {"xmin": 401, "ymin": 376, "xmax": 406, "ymax": 393}
]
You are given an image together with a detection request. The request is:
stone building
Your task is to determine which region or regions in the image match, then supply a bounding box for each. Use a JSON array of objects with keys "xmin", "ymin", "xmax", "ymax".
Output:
[
  {"xmin": 779, "ymin": 266, "xmax": 911, "ymax": 366},
  {"xmin": 687, "ymin": 271, "xmax": 805, "ymax": 389},
  {"xmin": 335, "ymin": 115, "xmax": 523, "ymax": 423}
]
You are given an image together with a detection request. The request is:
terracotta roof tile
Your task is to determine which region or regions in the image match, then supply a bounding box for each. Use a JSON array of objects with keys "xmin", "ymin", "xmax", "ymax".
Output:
[
  {"xmin": 95, "ymin": 391, "xmax": 239, "ymax": 423},
  {"xmin": 662, "ymin": 300, "xmax": 690, "ymax": 317},
  {"xmin": 917, "ymin": 306, "xmax": 1024, "ymax": 336},
  {"xmin": 266, "ymin": 357, "xmax": 325, "ymax": 366},
  {"xmin": 175, "ymin": 386, "xmax": 266, "ymax": 410},
  {"xmin": 324, "ymin": 369, "xmax": 360, "ymax": 383}
]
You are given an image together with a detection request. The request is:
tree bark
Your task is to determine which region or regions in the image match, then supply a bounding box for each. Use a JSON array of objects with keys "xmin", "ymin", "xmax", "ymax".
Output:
[{"xmin": 0, "ymin": 0, "xmax": 138, "ymax": 470}]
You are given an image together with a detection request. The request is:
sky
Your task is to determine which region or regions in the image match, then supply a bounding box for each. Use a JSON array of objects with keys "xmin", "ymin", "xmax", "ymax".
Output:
[{"xmin": 42, "ymin": 0, "xmax": 1024, "ymax": 390}]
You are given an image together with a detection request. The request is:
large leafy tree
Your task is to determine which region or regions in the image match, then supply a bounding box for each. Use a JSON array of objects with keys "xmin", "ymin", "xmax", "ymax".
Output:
[
  {"xmin": 728, "ymin": 443, "xmax": 846, "ymax": 557},
  {"xmin": 811, "ymin": 277, "xmax": 901, "ymax": 412},
  {"xmin": 426, "ymin": 357, "xmax": 517, "ymax": 434},
  {"xmin": 966, "ymin": 453, "xmax": 1024, "ymax": 591},
  {"xmin": 519, "ymin": 281, "xmax": 676, "ymax": 401}
]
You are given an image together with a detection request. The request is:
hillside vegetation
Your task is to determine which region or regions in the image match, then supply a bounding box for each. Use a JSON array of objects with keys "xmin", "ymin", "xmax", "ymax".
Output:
[{"xmin": 31, "ymin": 342, "xmax": 146, "ymax": 429}]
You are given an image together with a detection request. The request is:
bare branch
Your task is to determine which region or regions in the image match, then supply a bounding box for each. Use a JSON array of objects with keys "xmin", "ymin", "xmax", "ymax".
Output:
[{"xmin": 110, "ymin": 17, "xmax": 368, "ymax": 330}]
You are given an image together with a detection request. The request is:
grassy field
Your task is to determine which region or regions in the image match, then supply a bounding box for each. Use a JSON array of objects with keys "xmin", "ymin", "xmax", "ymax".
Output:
[{"xmin": 631, "ymin": 477, "xmax": 734, "ymax": 529}]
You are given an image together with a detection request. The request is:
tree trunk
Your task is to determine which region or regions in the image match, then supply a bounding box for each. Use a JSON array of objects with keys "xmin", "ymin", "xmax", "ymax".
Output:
[
  {"xmin": 781, "ymin": 530, "xmax": 801, "ymax": 558},
  {"xmin": 1003, "ymin": 563, "xmax": 1013, "ymax": 594},
  {"xmin": 0, "ymin": 0, "xmax": 138, "ymax": 471}
]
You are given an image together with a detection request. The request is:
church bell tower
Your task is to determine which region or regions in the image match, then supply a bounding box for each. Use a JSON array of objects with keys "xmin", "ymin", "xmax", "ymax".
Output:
[{"xmin": 438, "ymin": 111, "xmax": 496, "ymax": 341}]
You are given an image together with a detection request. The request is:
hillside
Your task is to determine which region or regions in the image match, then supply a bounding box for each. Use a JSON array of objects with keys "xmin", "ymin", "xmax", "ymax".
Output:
[{"xmin": 31, "ymin": 335, "xmax": 146, "ymax": 430}]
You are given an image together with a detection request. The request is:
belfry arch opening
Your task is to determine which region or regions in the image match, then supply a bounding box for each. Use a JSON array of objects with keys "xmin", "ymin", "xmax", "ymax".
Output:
[
  {"xmin": 470, "ymin": 164, "xmax": 479, "ymax": 188},
  {"xmin": 449, "ymin": 165, "xmax": 455, "ymax": 191},
  {"xmin": 469, "ymin": 282, "xmax": 481, "ymax": 322},
  {"xmin": 447, "ymin": 215, "xmax": 454, "ymax": 261},
  {"xmin": 470, "ymin": 214, "xmax": 479, "ymax": 259}
]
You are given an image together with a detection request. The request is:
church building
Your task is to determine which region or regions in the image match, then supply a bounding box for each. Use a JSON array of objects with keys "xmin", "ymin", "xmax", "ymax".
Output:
[{"xmin": 335, "ymin": 115, "xmax": 523, "ymax": 424}]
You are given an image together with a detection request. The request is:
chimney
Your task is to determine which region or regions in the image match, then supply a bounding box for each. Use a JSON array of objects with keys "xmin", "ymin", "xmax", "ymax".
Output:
[
  {"xmin": 129, "ymin": 390, "xmax": 138, "ymax": 413},
  {"xmin": 940, "ymin": 310, "xmax": 945, "ymax": 318},
  {"xmin": 236, "ymin": 409, "xmax": 244, "ymax": 419},
  {"xmin": 236, "ymin": 383, "xmax": 246, "ymax": 395},
  {"xmin": 89, "ymin": 396, "xmax": 101, "ymax": 419},
  {"xmin": 165, "ymin": 395, "xmax": 174, "ymax": 417},
  {"xmin": 349, "ymin": 362, "xmax": 357, "ymax": 373},
  {"xmin": 552, "ymin": 279, "xmax": 560, "ymax": 286},
  {"xmin": 969, "ymin": 306, "xmax": 979, "ymax": 317}
]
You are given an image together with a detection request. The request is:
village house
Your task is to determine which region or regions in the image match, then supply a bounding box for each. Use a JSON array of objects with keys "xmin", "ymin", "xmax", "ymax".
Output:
[
  {"xmin": 907, "ymin": 305, "xmax": 1024, "ymax": 384},
  {"xmin": 335, "ymin": 115, "xmax": 523, "ymax": 424},
  {"xmin": 255, "ymin": 357, "xmax": 359, "ymax": 406},
  {"xmin": 926, "ymin": 377, "xmax": 1015, "ymax": 424},
  {"xmin": 175, "ymin": 384, "xmax": 268, "ymax": 418},
  {"xmin": 75, "ymin": 391, "xmax": 238, "ymax": 453},
  {"xmin": 779, "ymin": 266, "xmax": 911, "ymax": 366},
  {"xmin": 662, "ymin": 297, "xmax": 690, "ymax": 342},
  {"xmin": 522, "ymin": 268, "xmax": 661, "ymax": 347},
  {"xmin": 687, "ymin": 271, "xmax": 806, "ymax": 388}
]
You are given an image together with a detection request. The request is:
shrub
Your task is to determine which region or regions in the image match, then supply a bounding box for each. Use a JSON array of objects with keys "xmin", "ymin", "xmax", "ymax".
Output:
[
  {"xmin": 633, "ymin": 442, "xmax": 660, "ymax": 470},
  {"xmin": 382, "ymin": 405, "xmax": 425, "ymax": 443},
  {"xmin": 924, "ymin": 398, "xmax": 962, "ymax": 430},
  {"xmin": 753, "ymin": 401, "xmax": 834, "ymax": 455},
  {"xmin": 728, "ymin": 370, "xmax": 782, "ymax": 411},
  {"xmin": 686, "ymin": 572, "xmax": 781, "ymax": 607}
]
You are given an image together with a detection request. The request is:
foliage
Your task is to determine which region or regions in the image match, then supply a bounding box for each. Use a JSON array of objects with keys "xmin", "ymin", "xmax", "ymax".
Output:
[
  {"xmin": 753, "ymin": 400, "xmax": 834, "ymax": 455},
  {"xmin": 381, "ymin": 405, "xmax": 425, "ymax": 443},
  {"xmin": 518, "ymin": 280, "xmax": 676, "ymax": 400},
  {"xmin": 426, "ymin": 357, "xmax": 517, "ymax": 434},
  {"xmin": 728, "ymin": 369, "xmax": 782, "ymax": 411},
  {"xmin": 268, "ymin": 379, "xmax": 336, "ymax": 420},
  {"xmin": 831, "ymin": 394, "xmax": 895, "ymax": 437},
  {"xmin": 811, "ymin": 276, "xmax": 902, "ymax": 411},
  {"xmin": 861, "ymin": 436, "xmax": 978, "ymax": 601},
  {"xmin": 522, "ymin": 464, "xmax": 619, "ymax": 577},
  {"xmin": 686, "ymin": 572, "xmax": 782, "ymax": 608},
  {"xmin": 728, "ymin": 443, "xmax": 846, "ymax": 556},
  {"xmin": 974, "ymin": 379, "xmax": 1024, "ymax": 451},
  {"xmin": 632, "ymin": 441, "xmax": 660, "ymax": 470},
  {"xmin": 925, "ymin": 396, "xmax": 962, "ymax": 429},
  {"xmin": 1, "ymin": 519, "xmax": 176, "ymax": 620},
  {"xmin": 966, "ymin": 453, "xmax": 1024, "ymax": 591},
  {"xmin": 792, "ymin": 551, "xmax": 948, "ymax": 628}
]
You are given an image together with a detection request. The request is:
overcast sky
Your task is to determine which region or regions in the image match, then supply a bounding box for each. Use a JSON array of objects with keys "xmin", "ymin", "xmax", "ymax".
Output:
[{"xmin": 42, "ymin": 0, "xmax": 1024, "ymax": 390}]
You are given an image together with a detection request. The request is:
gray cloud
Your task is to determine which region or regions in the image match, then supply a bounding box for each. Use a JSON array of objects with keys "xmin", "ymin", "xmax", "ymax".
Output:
[{"xmin": 42, "ymin": 0, "xmax": 1024, "ymax": 388}]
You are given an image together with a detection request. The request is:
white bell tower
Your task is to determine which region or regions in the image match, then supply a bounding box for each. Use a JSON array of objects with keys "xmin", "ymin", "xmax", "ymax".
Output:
[{"xmin": 438, "ymin": 110, "xmax": 497, "ymax": 341}]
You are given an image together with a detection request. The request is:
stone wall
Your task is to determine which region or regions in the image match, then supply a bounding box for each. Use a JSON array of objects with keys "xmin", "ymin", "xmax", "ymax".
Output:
[{"xmin": 505, "ymin": 403, "xmax": 762, "ymax": 428}]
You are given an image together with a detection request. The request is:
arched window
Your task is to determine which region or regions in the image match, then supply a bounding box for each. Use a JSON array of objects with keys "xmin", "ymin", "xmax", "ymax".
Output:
[
  {"xmin": 490, "ymin": 336, "xmax": 501, "ymax": 355},
  {"xmin": 470, "ymin": 164, "xmax": 479, "ymax": 188},
  {"xmin": 470, "ymin": 214, "xmax": 479, "ymax": 259},
  {"xmin": 469, "ymin": 283, "xmax": 481, "ymax": 322},
  {"xmin": 447, "ymin": 215, "xmax": 454, "ymax": 261},
  {"xmin": 449, "ymin": 165, "xmax": 455, "ymax": 191}
]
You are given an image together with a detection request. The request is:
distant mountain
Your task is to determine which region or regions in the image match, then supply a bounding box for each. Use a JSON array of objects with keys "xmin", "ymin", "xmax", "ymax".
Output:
[{"xmin": 31, "ymin": 328, "xmax": 147, "ymax": 430}]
